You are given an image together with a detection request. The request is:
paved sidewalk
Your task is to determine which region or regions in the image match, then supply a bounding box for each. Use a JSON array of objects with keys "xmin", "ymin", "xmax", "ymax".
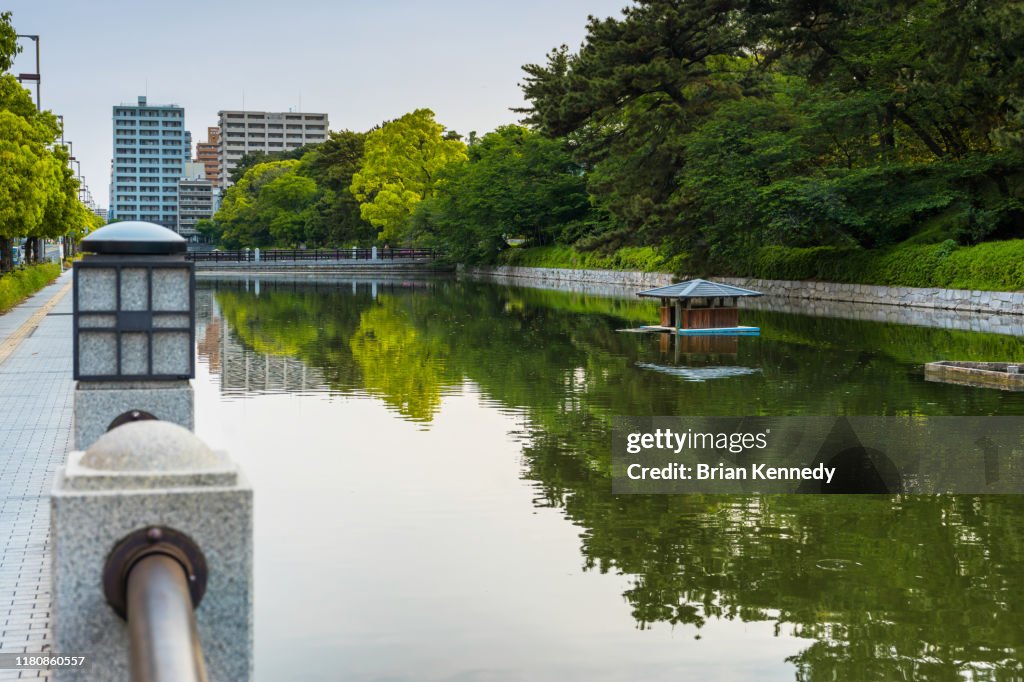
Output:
[{"xmin": 0, "ymin": 271, "xmax": 75, "ymax": 680}]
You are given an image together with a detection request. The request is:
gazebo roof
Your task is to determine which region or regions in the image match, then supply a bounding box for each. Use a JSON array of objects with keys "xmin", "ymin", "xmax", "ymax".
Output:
[{"xmin": 637, "ymin": 279, "xmax": 763, "ymax": 299}]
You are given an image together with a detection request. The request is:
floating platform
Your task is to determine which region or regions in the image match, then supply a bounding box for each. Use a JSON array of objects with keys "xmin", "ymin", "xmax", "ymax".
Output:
[
  {"xmin": 924, "ymin": 361, "xmax": 1024, "ymax": 392},
  {"xmin": 621, "ymin": 325, "xmax": 761, "ymax": 336}
]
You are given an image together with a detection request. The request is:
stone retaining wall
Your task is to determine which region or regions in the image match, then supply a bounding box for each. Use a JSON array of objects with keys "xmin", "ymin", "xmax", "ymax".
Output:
[
  {"xmin": 718, "ymin": 277, "xmax": 1024, "ymax": 315},
  {"xmin": 739, "ymin": 296, "xmax": 1024, "ymax": 336},
  {"xmin": 464, "ymin": 266, "xmax": 1024, "ymax": 316},
  {"xmin": 462, "ymin": 265, "xmax": 674, "ymax": 290}
]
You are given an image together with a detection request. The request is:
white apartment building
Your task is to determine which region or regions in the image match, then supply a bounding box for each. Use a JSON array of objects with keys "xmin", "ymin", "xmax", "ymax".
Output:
[
  {"xmin": 216, "ymin": 110, "xmax": 329, "ymax": 186},
  {"xmin": 110, "ymin": 96, "xmax": 191, "ymax": 230}
]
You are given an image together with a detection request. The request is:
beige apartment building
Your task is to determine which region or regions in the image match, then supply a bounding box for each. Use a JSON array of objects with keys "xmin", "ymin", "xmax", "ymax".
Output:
[
  {"xmin": 216, "ymin": 110, "xmax": 329, "ymax": 186},
  {"xmin": 177, "ymin": 162, "xmax": 214, "ymax": 244},
  {"xmin": 195, "ymin": 126, "xmax": 221, "ymax": 188}
]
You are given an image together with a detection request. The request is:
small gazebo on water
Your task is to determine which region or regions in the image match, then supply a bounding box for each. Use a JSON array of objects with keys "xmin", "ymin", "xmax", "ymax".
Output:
[{"xmin": 637, "ymin": 279, "xmax": 764, "ymax": 335}]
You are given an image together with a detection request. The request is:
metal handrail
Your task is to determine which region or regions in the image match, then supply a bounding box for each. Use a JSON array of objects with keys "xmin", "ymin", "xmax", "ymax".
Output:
[{"xmin": 126, "ymin": 554, "xmax": 209, "ymax": 682}]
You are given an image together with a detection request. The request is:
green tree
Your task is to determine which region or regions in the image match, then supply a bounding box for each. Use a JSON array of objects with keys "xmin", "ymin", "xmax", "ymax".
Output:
[
  {"xmin": 518, "ymin": 0, "xmax": 1024, "ymax": 261},
  {"xmin": 259, "ymin": 171, "xmax": 318, "ymax": 247},
  {"xmin": 0, "ymin": 75, "xmax": 59, "ymax": 272},
  {"xmin": 215, "ymin": 160, "xmax": 299, "ymax": 247},
  {"xmin": 34, "ymin": 144, "xmax": 87, "ymax": 246},
  {"xmin": 0, "ymin": 11, "xmax": 18, "ymax": 73},
  {"xmin": 228, "ymin": 143, "xmax": 319, "ymax": 185},
  {"xmin": 350, "ymin": 108, "xmax": 467, "ymax": 244},
  {"xmin": 518, "ymin": 2, "xmax": 746, "ymax": 247},
  {"xmin": 298, "ymin": 130, "xmax": 376, "ymax": 246},
  {"xmin": 0, "ymin": 11, "xmax": 90, "ymax": 272},
  {"xmin": 412, "ymin": 125, "xmax": 591, "ymax": 262}
]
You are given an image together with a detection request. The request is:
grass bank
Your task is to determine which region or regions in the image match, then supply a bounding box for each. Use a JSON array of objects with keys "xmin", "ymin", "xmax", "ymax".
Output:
[
  {"xmin": 498, "ymin": 245, "xmax": 686, "ymax": 273},
  {"xmin": 744, "ymin": 240, "xmax": 1024, "ymax": 291},
  {"xmin": 0, "ymin": 263, "xmax": 62, "ymax": 314},
  {"xmin": 498, "ymin": 239, "xmax": 1024, "ymax": 292}
]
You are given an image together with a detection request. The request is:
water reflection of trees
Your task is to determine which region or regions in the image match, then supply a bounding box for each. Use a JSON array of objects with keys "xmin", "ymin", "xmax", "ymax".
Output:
[
  {"xmin": 350, "ymin": 301, "xmax": 455, "ymax": 421},
  {"xmin": 210, "ymin": 280, "xmax": 1024, "ymax": 679}
]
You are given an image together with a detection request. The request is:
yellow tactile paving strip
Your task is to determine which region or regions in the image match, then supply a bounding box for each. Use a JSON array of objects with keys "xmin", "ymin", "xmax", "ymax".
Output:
[{"xmin": 0, "ymin": 281, "xmax": 72, "ymax": 369}]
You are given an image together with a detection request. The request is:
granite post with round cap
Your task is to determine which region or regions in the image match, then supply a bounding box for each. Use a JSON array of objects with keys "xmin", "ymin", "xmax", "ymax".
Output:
[
  {"xmin": 51, "ymin": 420, "xmax": 253, "ymax": 681},
  {"xmin": 72, "ymin": 221, "xmax": 196, "ymax": 449}
]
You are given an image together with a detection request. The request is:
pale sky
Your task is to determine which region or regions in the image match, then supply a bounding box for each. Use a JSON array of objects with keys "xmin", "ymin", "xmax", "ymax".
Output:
[{"xmin": 4, "ymin": 0, "xmax": 629, "ymax": 208}]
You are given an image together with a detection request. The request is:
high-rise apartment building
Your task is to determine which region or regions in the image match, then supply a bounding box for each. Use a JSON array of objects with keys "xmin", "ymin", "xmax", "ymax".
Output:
[
  {"xmin": 177, "ymin": 162, "xmax": 214, "ymax": 244},
  {"xmin": 195, "ymin": 127, "xmax": 221, "ymax": 188},
  {"xmin": 109, "ymin": 96, "xmax": 191, "ymax": 230},
  {"xmin": 217, "ymin": 110, "xmax": 329, "ymax": 186}
]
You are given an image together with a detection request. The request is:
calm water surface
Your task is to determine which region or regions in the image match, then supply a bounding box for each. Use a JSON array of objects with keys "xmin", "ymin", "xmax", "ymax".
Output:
[{"xmin": 192, "ymin": 277, "xmax": 1024, "ymax": 681}]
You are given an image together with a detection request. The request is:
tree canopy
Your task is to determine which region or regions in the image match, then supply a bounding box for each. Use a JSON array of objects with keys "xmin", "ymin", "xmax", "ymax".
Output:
[
  {"xmin": 203, "ymin": 1, "xmax": 1024, "ymax": 271},
  {"xmin": 513, "ymin": 0, "xmax": 1024, "ymax": 266},
  {"xmin": 350, "ymin": 108, "xmax": 467, "ymax": 244},
  {"xmin": 210, "ymin": 131, "xmax": 375, "ymax": 248},
  {"xmin": 411, "ymin": 125, "xmax": 592, "ymax": 262},
  {"xmin": 0, "ymin": 11, "xmax": 89, "ymax": 273}
]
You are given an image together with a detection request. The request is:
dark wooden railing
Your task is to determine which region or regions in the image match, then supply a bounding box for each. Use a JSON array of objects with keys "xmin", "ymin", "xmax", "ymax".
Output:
[{"xmin": 186, "ymin": 248, "xmax": 437, "ymax": 263}]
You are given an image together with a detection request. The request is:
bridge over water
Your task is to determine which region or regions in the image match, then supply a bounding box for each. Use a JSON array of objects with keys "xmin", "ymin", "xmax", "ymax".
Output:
[{"xmin": 186, "ymin": 247, "xmax": 450, "ymax": 273}]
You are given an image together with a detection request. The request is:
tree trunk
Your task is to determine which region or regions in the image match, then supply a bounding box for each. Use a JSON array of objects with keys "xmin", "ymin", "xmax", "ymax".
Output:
[
  {"xmin": 894, "ymin": 110, "xmax": 947, "ymax": 159},
  {"xmin": 0, "ymin": 237, "xmax": 12, "ymax": 274},
  {"xmin": 877, "ymin": 104, "xmax": 896, "ymax": 158}
]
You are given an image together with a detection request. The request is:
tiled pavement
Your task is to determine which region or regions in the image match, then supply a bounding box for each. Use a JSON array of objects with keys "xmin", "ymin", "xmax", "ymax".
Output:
[{"xmin": 0, "ymin": 271, "xmax": 75, "ymax": 680}]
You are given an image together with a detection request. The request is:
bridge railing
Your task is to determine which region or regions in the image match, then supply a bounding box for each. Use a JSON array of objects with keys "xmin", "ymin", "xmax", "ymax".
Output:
[{"xmin": 185, "ymin": 248, "xmax": 437, "ymax": 263}]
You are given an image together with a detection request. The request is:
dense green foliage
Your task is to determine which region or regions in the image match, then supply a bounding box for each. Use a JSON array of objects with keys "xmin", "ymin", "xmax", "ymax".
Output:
[
  {"xmin": 0, "ymin": 262, "xmax": 60, "ymax": 312},
  {"xmin": 227, "ymin": 144, "xmax": 318, "ymax": 186},
  {"xmin": 207, "ymin": 1, "xmax": 1024, "ymax": 288},
  {"xmin": 744, "ymin": 239, "xmax": 1024, "ymax": 290},
  {"xmin": 498, "ymin": 244, "xmax": 683, "ymax": 272},
  {"xmin": 206, "ymin": 131, "xmax": 375, "ymax": 249},
  {"xmin": 0, "ymin": 12, "xmax": 95, "ymax": 274},
  {"xmin": 410, "ymin": 126, "xmax": 591, "ymax": 262},
  {"xmin": 509, "ymin": 0, "xmax": 1024, "ymax": 269},
  {"xmin": 350, "ymin": 109, "xmax": 467, "ymax": 244}
]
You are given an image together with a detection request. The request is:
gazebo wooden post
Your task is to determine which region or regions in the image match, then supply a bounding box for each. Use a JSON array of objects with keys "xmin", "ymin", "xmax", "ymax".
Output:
[{"xmin": 674, "ymin": 300, "xmax": 681, "ymax": 336}]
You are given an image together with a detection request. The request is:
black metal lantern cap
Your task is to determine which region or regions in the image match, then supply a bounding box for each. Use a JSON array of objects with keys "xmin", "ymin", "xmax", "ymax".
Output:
[{"xmin": 81, "ymin": 221, "xmax": 186, "ymax": 255}]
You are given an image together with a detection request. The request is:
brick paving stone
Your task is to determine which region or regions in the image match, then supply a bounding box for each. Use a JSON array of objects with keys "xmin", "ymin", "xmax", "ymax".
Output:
[{"xmin": 0, "ymin": 271, "xmax": 75, "ymax": 678}]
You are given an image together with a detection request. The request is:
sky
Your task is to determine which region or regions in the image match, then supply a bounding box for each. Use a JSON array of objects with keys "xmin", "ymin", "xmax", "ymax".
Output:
[{"xmin": 4, "ymin": 0, "xmax": 629, "ymax": 208}]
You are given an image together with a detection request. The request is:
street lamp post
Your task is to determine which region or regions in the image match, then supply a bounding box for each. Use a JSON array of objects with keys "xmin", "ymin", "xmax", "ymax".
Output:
[
  {"xmin": 70, "ymin": 160, "xmax": 85, "ymax": 258},
  {"xmin": 15, "ymin": 34, "xmax": 40, "ymax": 110}
]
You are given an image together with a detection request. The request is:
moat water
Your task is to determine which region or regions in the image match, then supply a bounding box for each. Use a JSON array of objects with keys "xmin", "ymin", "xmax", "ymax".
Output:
[{"xmin": 192, "ymin": 276, "xmax": 1024, "ymax": 681}]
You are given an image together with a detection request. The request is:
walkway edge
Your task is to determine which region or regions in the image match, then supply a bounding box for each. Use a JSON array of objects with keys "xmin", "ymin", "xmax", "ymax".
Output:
[{"xmin": 0, "ymin": 279, "xmax": 72, "ymax": 367}]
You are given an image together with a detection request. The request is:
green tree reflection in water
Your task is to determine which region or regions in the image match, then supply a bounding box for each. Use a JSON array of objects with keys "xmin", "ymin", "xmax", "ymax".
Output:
[
  {"xmin": 210, "ymin": 279, "xmax": 1024, "ymax": 680},
  {"xmin": 350, "ymin": 295, "xmax": 458, "ymax": 422}
]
